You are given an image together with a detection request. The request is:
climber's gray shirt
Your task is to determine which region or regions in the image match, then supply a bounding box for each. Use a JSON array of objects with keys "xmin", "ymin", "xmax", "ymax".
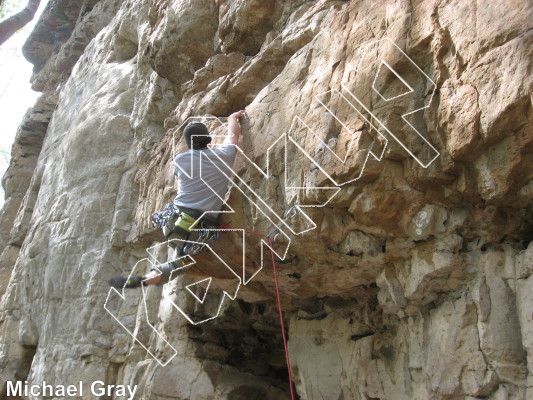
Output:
[{"xmin": 173, "ymin": 145, "xmax": 237, "ymax": 212}]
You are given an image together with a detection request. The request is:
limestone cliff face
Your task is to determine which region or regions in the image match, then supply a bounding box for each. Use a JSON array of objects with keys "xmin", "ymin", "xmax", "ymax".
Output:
[{"xmin": 0, "ymin": 0, "xmax": 532, "ymax": 399}]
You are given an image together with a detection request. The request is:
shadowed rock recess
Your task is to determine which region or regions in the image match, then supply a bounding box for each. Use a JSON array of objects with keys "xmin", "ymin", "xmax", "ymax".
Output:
[{"xmin": 0, "ymin": 0, "xmax": 532, "ymax": 399}]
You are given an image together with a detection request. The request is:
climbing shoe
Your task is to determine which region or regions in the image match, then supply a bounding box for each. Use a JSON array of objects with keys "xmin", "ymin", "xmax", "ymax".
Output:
[{"xmin": 108, "ymin": 275, "xmax": 144, "ymax": 289}]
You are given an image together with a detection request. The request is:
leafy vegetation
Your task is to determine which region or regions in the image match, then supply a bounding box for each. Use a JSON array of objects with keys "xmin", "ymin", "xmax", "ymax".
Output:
[
  {"xmin": 0, "ymin": 146, "xmax": 10, "ymax": 206},
  {"xmin": 0, "ymin": 0, "xmax": 24, "ymax": 20}
]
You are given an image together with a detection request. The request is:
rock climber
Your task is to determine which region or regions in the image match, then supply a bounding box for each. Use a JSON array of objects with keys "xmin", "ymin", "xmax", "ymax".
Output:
[{"xmin": 109, "ymin": 110, "xmax": 246, "ymax": 289}]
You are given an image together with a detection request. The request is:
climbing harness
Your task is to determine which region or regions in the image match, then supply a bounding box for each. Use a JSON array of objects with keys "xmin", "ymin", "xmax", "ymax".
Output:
[
  {"xmin": 181, "ymin": 225, "xmax": 219, "ymax": 256},
  {"xmin": 173, "ymin": 212, "xmax": 197, "ymax": 235},
  {"xmin": 151, "ymin": 203, "xmax": 218, "ymax": 256}
]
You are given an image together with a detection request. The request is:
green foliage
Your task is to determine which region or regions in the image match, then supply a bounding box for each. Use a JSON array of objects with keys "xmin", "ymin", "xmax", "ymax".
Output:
[
  {"xmin": 0, "ymin": 146, "xmax": 10, "ymax": 206},
  {"xmin": 0, "ymin": 0, "xmax": 24, "ymax": 20},
  {"xmin": 0, "ymin": 146, "xmax": 11, "ymax": 183},
  {"xmin": 0, "ymin": 146, "xmax": 10, "ymax": 166}
]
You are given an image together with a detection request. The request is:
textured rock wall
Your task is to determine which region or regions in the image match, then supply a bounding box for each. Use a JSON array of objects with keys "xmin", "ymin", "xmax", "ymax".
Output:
[{"xmin": 0, "ymin": 0, "xmax": 532, "ymax": 399}]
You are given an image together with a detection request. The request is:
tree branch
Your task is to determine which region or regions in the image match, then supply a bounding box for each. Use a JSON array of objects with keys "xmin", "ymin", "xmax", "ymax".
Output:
[{"xmin": 0, "ymin": 0, "xmax": 40, "ymax": 46}]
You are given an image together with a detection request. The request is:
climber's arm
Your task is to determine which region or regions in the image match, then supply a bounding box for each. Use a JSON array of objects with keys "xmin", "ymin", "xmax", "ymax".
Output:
[{"xmin": 224, "ymin": 110, "xmax": 246, "ymax": 146}]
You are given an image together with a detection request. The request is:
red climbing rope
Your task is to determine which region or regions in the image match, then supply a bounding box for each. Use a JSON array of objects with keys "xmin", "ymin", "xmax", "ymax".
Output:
[
  {"xmin": 244, "ymin": 229, "xmax": 296, "ymax": 400},
  {"xmin": 268, "ymin": 236, "xmax": 296, "ymax": 400}
]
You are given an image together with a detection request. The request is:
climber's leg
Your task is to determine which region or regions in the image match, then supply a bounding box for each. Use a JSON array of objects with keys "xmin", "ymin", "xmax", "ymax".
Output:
[
  {"xmin": 142, "ymin": 270, "xmax": 162, "ymax": 285},
  {"xmin": 108, "ymin": 274, "xmax": 144, "ymax": 289},
  {"xmin": 144, "ymin": 231, "xmax": 198, "ymax": 285},
  {"xmin": 108, "ymin": 233, "xmax": 187, "ymax": 289},
  {"xmin": 108, "ymin": 222, "xmax": 208, "ymax": 289}
]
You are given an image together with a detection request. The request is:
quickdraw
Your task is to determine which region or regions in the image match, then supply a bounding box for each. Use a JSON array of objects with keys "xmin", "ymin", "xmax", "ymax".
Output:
[{"xmin": 265, "ymin": 205, "xmax": 301, "ymax": 242}]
